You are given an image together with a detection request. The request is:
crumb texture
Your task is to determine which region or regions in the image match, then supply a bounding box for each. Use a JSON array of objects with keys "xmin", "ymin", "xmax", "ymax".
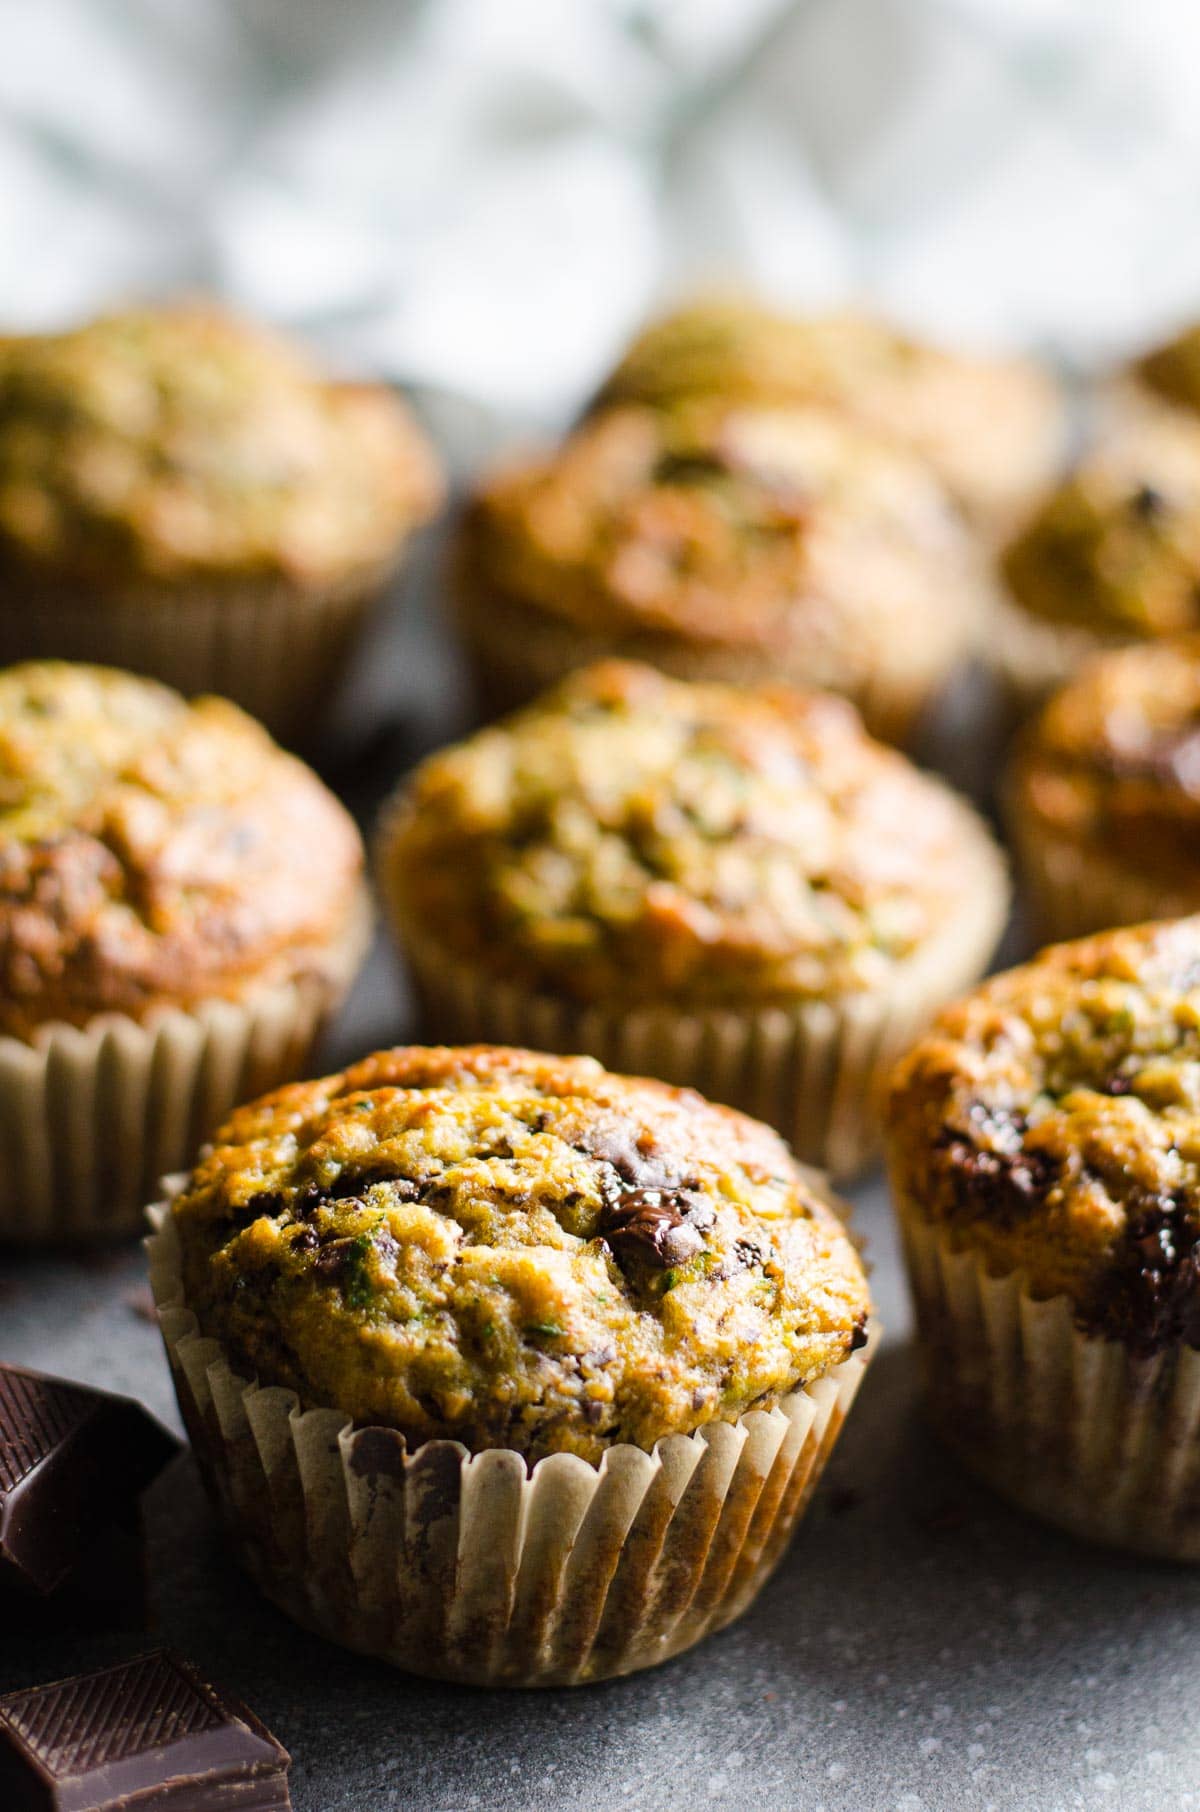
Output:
[
  {"xmin": 0, "ymin": 303, "xmax": 441, "ymax": 589},
  {"xmin": 0, "ymin": 661, "xmax": 363, "ymax": 1035},
  {"xmin": 172, "ymin": 1044, "xmax": 871, "ymax": 1462},
  {"xmin": 887, "ymin": 917, "xmax": 1200, "ymax": 1352},
  {"xmin": 387, "ymin": 660, "xmax": 1003, "ymax": 1006}
]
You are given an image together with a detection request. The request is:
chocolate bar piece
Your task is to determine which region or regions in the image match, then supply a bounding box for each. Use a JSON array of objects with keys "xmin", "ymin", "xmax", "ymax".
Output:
[
  {"xmin": 0, "ymin": 1362, "xmax": 177, "ymax": 1597},
  {"xmin": 0, "ymin": 1650, "xmax": 292, "ymax": 1811}
]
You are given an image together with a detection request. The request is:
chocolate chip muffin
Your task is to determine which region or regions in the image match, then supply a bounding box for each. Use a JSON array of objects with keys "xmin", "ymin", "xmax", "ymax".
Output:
[
  {"xmin": 1007, "ymin": 636, "xmax": 1200, "ymax": 940},
  {"xmin": 456, "ymin": 399, "xmax": 992, "ymax": 743},
  {"xmin": 378, "ymin": 660, "xmax": 1009, "ymax": 1177},
  {"xmin": 995, "ymin": 408, "xmax": 1200, "ymax": 711},
  {"xmin": 0, "ymin": 302, "xmax": 443, "ymax": 742},
  {"xmin": 0, "ymin": 661, "xmax": 369, "ymax": 1242},
  {"xmin": 150, "ymin": 1044, "xmax": 872, "ymax": 1684},
  {"xmin": 594, "ymin": 298, "xmax": 1067, "ymax": 536},
  {"xmin": 887, "ymin": 916, "xmax": 1200, "ymax": 1558}
]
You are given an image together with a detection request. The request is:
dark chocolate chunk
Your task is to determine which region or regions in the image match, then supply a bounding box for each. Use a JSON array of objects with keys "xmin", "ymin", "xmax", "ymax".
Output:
[
  {"xmin": 934, "ymin": 1113, "xmax": 1060, "ymax": 1226},
  {"xmin": 1130, "ymin": 481, "xmax": 1166, "ymax": 520},
  {"xmin": 598, "ymin": 1186, "xmax": 715, "ymax": 1270},
  {"xmin": 0, "ymin": 1650, "xmax": 291, "ymax": 1811},
  {"xmin": 1082, "ymin": 1190, "xmax": 1200, "ymax": 1357},
  {"xmin": 0, "ymin": 1363, "xmax": 177, "ymax": 1597}
]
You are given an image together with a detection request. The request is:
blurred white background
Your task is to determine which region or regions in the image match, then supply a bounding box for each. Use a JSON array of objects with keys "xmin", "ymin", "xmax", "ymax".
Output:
[{"xmin": 4, "ymin": 0, "xmax": 1200, "ymax": 428}]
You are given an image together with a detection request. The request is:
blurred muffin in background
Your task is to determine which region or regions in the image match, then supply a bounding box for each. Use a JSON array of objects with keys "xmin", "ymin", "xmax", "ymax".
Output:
[
  {"xmin": 378, "ymin": 660, "xmax": 1008, "ymax": 1178},
  {"xmin": 594, "ymin": 297, "xmax": 1067, "ymax": 537},
  {"xmin": 1007, "ymin": 636, "xmax": 1200, "ymax": 940},
  {"xmin": 456, "ymin": 399, "xmax": 992, "ymax": 745},
  {"xmin": 1132, "ymin": 319, "xmax": 1200, "ymax": 417},
  {"xmin": 995, "ymin": 407, "xmax": 1200, "ymax": 713},
  {"xmin": 0, "ymin": 302, "xmax": 443, "ymax": 744},
  {"xmin": 0, "ymin": 660, "xmax": 369, "ymax": 1244},
  {"xmin": 887, "ymin": 916, "xmax": 1200, "ymax": 1560}
]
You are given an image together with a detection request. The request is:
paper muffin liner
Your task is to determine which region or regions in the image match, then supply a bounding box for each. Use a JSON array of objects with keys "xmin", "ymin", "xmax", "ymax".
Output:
[
  {"xmin": 376, "ymin": 796, "xmax": 1009, "ymax": 1181},
  {"xmin": 454, "ymin": 578, "xmax": 960, "ymax": 748},
  {"xmin": 1006, "ymin": 808, "xmax": 1199, "ymax": 944},
  {"xmin": 0, "ymin": 564, "xmax": 400, "ymax": 747},
  {"xmin": 146, "ymin": 1196, "xmax": 873, "ymax": 1688},
  {"xmin": 896, "ymin": 1205, "xmax": 1200, "ymax": 1560},
  {"xmin": 0, "ymin": 895, "xmax": 371, "ymax": 1247}
]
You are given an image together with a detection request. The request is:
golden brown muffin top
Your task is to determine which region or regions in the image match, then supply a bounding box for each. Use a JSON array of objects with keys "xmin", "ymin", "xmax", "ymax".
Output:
[
  {"xmin": 0, "ymin": 302, "xmax": 443, "ymax": 590},
  {"xmin": 1002, "ymin": 410, "xmax": 1200, "ymax": 638},
  {"xmin": 1010, "ymin": 637, "xmax": 1200, "ymax": 891},
  {"xmin": 171, "ymin": 1044, "xmax": 871, "ymax": 1463},
  {"xmin": 887, "ymin": 917, "xmax": 1200, "ymax": 1353},
  {"xmin": 463, "ymin": 400, "xmax": 986, "ymax": 687},
  {"xmin": 0, "ymin": 662, "xmax": 364, "ymax": 1038},
  {"xmin": 384, "ymin": 661, "xmax": 1005, "ymax": 1007},
  {"xmin": 595, "ymin": 298, "xmax": 1065, "ymax": 525},
  {"xmin": 1134, "ymin": 322, "xmax": 1200, "ymax": 416}
]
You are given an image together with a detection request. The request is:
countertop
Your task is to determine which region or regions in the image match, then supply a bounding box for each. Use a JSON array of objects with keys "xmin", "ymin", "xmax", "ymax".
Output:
[{"xmin": 1, "ymin": 562, "xmax": 1197, "ymax": 1812}]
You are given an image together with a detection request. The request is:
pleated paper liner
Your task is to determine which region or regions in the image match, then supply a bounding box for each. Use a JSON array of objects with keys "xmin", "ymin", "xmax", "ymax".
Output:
[
  {"xmin": 376, "ymin": 797, "xmax": 1009, "ymax": 1181},
  {"xmin": 1007, "ymin": 812, "xmax": 1200, "ymax": 946},
  {"xmin": 0, "ymin": 894, "xmax": 371, "ymax": 1247},
  {"xmin": 0, "ymin": 562, "xmax": 400, "ymax": 748},
  {"xmin": 147, "ymin": 1198, "xmax": 874, "ymax": 1687},
  {"xmin": 897, "ymin": 1206, "xmax": 1200, "ymax": 1561},
  {"xmin": 453, "ymin": 576, "xmax": 964, "ymax": 748}
]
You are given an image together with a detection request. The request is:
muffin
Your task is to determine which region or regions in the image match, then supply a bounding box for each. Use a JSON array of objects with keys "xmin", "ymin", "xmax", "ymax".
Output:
[
  {"xmin": 594, "ymin": 298, "xmax": 1067, "ymax": 537},
  {"xmin": 1132, "ymin": 320, "xmax": 1200, "ymax": 417},
  {"xmin": 147, "ymin": 1042, "xmax": 873, "ymax": 1685},
  {"xmin": 0, "ymin": 302, "xmax": 443, "ymax": 743},
  {"xmin": 1007, "ymin": 636, "xmax": 1200, "ymax": 940},
  {"xmin": 378, "ymin": 661, "xmax": 1009, "ymax": 1178},
  {"xmin": 887, "ymin": 916, "xmax": 1200, "ymax": 1559},
  {"xmin": 0, "ymin": 661, "xmax": 369, "ymax": 1243},
  {"xmin": 995, "ymin": 407, "xmax": 1200, "ymax": 712},
  {"xmin": 457, "ymin": 399, "xmax": 993, "ymax": 743}
]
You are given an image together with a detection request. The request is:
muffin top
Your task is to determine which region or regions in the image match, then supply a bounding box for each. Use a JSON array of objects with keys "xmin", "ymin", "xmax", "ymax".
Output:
[
  {"xmin": 1002, "ymin": 411, "xmax": 1200, "ymax": 638},
  {"xmin": 0, "ymin": 302, "xmax": 442, "ymax": 590},
  {"xmin": 0, "ymin": 661, "xmax": 364, "ymax": 1038},
  {"xmin": 170, "ymin": 1044, "xmax": 871, "ymax": 1463},
  {"xmin": 887, "ymin": 917, "xmax": 1200, "ymax": 1354},
  {"xmin": 464, "ymin": 400, "xmax": 985, "ymax": 685},
  {"xmin": 1010, "ymin": 637, "xmax": 1200, "ymax": 890},
  {"xmin": 384, "ymin": 661, "xmax": 1005, "ymax": 1007},
  {"xmin": 1134, "ymin": 322, "xmax": 1200, "ymax": 416},
  {"xmin": 595, "ymin": 298, "xmax": 1064, "ymax": 525}
]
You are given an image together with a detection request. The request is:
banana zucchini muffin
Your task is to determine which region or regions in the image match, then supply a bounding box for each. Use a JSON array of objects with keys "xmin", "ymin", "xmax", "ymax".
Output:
[
  {"xmin": 379, "ymin": 660, "xmax": 1009, "ymax": 1176},
  {"xmin": 996, "ymin": 408, "xmax": 1200, "ymax": 709},
  {"xmin": 151, "ymin": 1043, "xmax": 872, "ymax": 1682},
  {"xmin": 594, "ymin": 298, "xmax": 1066, "ymax": 536},
  {"xmin": 0, "ymin": 302, "xmax": 443, "ymax": 740},
  {"xmin": 1132, "ymin": 320, "xmax": 1200, "ymax": 417},
  {"xmin": 457, "ymin": 399, "xmax": 992, "ymax": 742},
  {"xmin": 887, "ymin": 916, "xmax": 1200, "ymax": 1558},
  {"xmin": 1007, "ymin": 636, "xmax": 1200, "ymax": 940},
  {"xmin": 0, "ymin": 660, "xmax": 368, "ymax": 1241}
]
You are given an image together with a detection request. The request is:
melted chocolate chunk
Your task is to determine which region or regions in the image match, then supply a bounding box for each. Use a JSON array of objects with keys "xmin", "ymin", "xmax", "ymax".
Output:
[
  {"xmin": 1083, "ymin": 1190, "xmax": 1200, "ymax": 1356},
  {"xmin": 598, "ymin": 1186, "xmax": 715, "ymax": 1271},
  {"xmin": 848, "ymin": 1314, "xmax": 870, "ymax": 1353},
  {"xmin": 935, "ymin": 1111, "xmax": 1060, "ymax": 1225}
]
